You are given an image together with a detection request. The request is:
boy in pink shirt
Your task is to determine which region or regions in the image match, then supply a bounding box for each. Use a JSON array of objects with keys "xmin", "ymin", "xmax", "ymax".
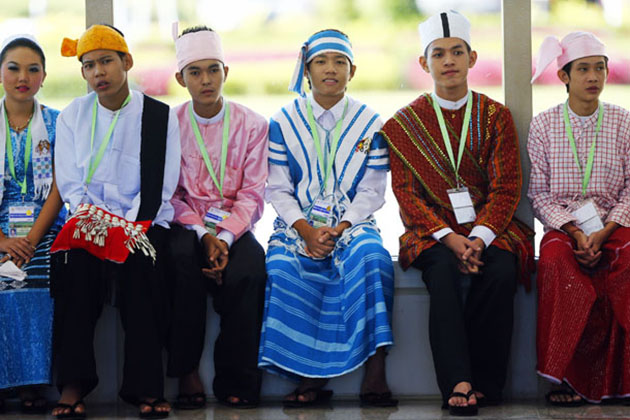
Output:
[{"xmin": 167, "ymin": 23, "xmax": 268, "ymax": 409}]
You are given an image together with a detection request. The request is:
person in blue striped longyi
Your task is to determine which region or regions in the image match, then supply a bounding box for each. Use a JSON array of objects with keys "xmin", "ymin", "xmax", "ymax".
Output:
[{"xmin": 258, "ymin": 29, "xmax": 397, "ymax": 408}]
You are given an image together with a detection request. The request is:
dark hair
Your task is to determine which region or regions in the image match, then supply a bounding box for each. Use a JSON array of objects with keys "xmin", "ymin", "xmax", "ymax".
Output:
[
  {"xmin": 305, "ymin": 29, "xmax": 352, "ymax": 90},
  {"xmin": 561, "ymin": 56, "xmax": 609, "ymax": 93},
  {"xmin": 80, "ymin": 24, "xmax": 127, "ymax": 62},
  {"xmin": 423, "ymin": 41, "xmax": 471, "ymax": 59},
  {"xmin": 103, "ymin": 23, "xmax": 125, "ymax": 37},
  {"xmin": 0, "ymin": 37, "xmax": 46, "ymax": 71},
  {"xmin": 181, "ymin": 25, "xmax": 215, "ymax": 36}
]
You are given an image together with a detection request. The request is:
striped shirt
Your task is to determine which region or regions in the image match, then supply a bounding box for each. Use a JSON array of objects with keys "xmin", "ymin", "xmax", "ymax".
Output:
[{"xmin": 528, "ymin": 102, "xmax": 630, "ymax": 231}]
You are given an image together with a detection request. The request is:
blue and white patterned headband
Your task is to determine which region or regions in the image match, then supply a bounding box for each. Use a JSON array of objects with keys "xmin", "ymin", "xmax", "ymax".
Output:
[{"xmin": 289, "ymin": 30, "xmax": 354, "ymax": 97}]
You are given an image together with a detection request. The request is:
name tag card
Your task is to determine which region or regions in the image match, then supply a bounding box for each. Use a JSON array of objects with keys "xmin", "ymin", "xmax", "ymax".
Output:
[
  {"xmin": 8, "ymin": 204, "xmax": 35, "ymax": 238},
  {"xmin": 204, "ymin": 207, "xmax": 231, "ymax": 236},
  {"xmin": 310, "ymin": 199, "xmax": 333, "ymax": 228},
  {"xmin": 447, "ymin": 187, "xmax": 476, "ymax": 225},
  {"xmin": 571, "ymin": 200, "xmax": 604, "ymax": 236}
]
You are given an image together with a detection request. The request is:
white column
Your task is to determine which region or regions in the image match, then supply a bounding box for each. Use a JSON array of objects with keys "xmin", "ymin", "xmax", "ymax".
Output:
[
  {"xmin": 502, "ymin": 0, "xmax": 534, "ymax": 228},
  {"xmin": 502, "ymin": 2, "xmax": 538, "ymax": 400},
  {"xmin": 85, "ymin": 0, "xmax": 113, "ymax": 27}
]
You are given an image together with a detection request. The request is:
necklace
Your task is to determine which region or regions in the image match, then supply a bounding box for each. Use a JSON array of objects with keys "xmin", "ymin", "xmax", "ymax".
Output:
[{"xmin": 8, "ymin": 111, "xmax": 34, "ymax": 132}]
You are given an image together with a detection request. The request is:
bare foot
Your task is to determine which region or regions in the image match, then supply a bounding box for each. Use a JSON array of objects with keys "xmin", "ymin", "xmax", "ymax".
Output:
[
  {"xmin": 52, "ymin": 384, "xmax": 85, "ymax": 417},
  {"xmin": 449, "ymin": 382, "xmax": 476, "ymax": 408},
  {"xmin": 284, "ymin": 377, "xmax": 329, "ymax": 403},
  {"xmin": 139, "ymin": 397, "xmax": 171, "ymax": 416},
  {"xmin": 547, "ymin": 384, "xmax": 583, "ymax": 405}
]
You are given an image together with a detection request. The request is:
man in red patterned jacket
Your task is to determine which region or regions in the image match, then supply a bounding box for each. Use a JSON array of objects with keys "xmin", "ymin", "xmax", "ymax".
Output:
[{"xmin": 378, "ymin": 10, "xmax": 534, "ymax": 416}]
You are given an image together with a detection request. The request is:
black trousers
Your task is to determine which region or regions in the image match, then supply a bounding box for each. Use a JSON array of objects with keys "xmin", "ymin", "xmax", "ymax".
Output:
[
  {"xmin": 166, "ymin": 226, "xmax": 266, "ymax": 403},
  {"xmin": 412, "ymin": 243, "xmax": 517, "ymax": 404},
  {"xmin": 51, "ymin": 226, "xmax": 170, "ymax": 402}
]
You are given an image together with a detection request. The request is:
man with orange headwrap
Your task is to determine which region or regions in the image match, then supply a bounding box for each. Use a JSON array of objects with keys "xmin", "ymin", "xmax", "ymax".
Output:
[{"xmin": 51, "ymin": 24, "xmax": 180, "ymax": 419}]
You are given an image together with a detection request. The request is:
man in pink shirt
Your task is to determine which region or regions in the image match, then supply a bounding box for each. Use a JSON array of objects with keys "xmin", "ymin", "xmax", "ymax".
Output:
[
  {"xmin": 167, "ymin": 23, "xmax": 268, "ymax": 409},
  {"xmin": 529, "ymin": 32, "xmax": 630, "ymax": 406}
]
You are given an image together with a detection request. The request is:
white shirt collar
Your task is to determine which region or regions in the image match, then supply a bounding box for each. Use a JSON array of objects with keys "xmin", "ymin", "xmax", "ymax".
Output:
[
  {"xmin": 192, "ymin": 98, "xmax": 225, "ymax": 125},
  {"xmin": 433, "ymin": 90, "xmax": 470, "ymax": 110},
  {"xmin": 310, "ymin": 95, "xmax": 347, "ymax": 121},
  {"xmin": 567, "ymin": 102, "xmax": 598, "ymax": 125}
]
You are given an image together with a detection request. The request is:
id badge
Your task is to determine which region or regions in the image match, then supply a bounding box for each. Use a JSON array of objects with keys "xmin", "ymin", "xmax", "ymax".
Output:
[
  {"xmin": 9, "ymin": 203, "xmax": 36, "ymax": 237},
  {"xmin": 309, "ymin": 198, "xmax": 333, "ymax": 228},
  {"xmin": 204, "ymin": 207, "xmax": 231, "ymax": 236},
  {"xmin": 571, "ymin": 200, "xmax": 604, "ymax": 235},
  {"xmin": 447, "ymin": 187, "xmax": 476, "ymax": 225}
]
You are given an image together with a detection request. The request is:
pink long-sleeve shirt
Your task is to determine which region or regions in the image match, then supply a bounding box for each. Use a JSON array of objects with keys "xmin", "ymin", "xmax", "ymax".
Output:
[
  {"xmin": 528, "ymin": 102, "xmax": 630, "ymax": 231},
  {"xmin": 171, "ymin": 100, "xmax": 269, "ymax": 245}
]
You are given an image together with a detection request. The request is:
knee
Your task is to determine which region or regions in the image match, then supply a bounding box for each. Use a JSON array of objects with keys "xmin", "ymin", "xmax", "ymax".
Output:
[
  {"xmin": 419, "ymin": 245, "xmax": 460, "ymax": 279},
  {"xmin": 482, "ymin": 249, "xmax": 517, "ymax": 293},
  {"xmin": 347, "ymin": 232, "xmax": 391, "ymax": 262},
  {"xmin": 168, "ymin": 228, "xmax": 199, "ymax": 265}
]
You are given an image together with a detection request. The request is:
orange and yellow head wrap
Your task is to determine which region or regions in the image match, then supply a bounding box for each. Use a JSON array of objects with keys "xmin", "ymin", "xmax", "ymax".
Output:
[{"xmin": 61, "ymin": 24, "xmax": 129, "ymax": 60}]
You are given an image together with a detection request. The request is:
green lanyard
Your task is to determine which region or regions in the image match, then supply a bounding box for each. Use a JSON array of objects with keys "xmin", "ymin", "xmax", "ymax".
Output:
[
  {"xmin": 431, "ymin": 91, "xmax": 473, "ymax": 188},
  {"xmin": 306, "ymin": 98, "xmax": 348, "ymax": 191},
  {"xmin": 564, "ymin": 101, "xmax": 604, "ymax": 197},
  {"xmin": 4, "ymin": 106, "xmax": 33, "ymax": 195},
  {"xmin": 189, "ymin": 100, "xmax": 230, "ymax": 200},
  {"xmin": 86, "ymin": 94, "xmax": 132, "ymax": 186}
]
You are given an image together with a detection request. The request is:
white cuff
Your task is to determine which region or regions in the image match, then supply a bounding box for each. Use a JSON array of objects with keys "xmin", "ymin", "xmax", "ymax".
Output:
[
  {"xmin": 186, "ymin": 224, "xmax": 209, "ymax": 242},
  {"xmin": 469, "ymin": 225, "xmax": 496, "ymax": 248},
  {"xmin": 216, "ymin": 230, "xmax": 235, "ymax": 249},
  {"xmin": 433, "ymin": 228, "xmax": 454, "ymax": 242}
]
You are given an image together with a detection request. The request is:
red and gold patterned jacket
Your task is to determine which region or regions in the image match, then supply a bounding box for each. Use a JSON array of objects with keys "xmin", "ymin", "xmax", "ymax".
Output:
[{"xmin": 380, "ymin": 92, "xmax": 535, "ymax": 286}]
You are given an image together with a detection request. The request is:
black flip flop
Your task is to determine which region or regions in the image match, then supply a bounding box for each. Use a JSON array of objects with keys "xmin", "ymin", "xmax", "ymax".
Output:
[
  {"xmin": 448, "ymin": 391, "xmax": 479, "ymax": 416},
  {"xmin": 53, "ymin": 400, "xmax": 87, "ymax": 419},
  {"xmin": 173, "ymin": 393, "xmax": 206, "ymax": 410},
  {"xmin": 138, "ymin": 398, "xmax": 170, "ymax": 419},
  {"xmin": 359, "ymin": 391, "xmax": 399, "ymax": 407},
  {"xmin": 283, "ymin": 387, "xmax": 333, "ymax": 408},
  {"xmin": 545, "ymin": 389, "xmax": 585, "ymax": 407},
  {"xmin": 217, "ymin": 396, "xmax": 259, "ymax": 409}
]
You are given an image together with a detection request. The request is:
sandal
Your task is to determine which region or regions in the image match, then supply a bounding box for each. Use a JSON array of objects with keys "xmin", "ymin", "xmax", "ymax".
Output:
[
  {"xmin": 217, "ymin": 395, "xmax": 259, "ymax": 409},
  {"xmin": 359, "ymin": 391, "xmax": 398, "ymax": 407},
  {"xmin": 172, "ymin": 393, "xmax": 206, "ymax": 410},
  {"xmin": 21, "ymin": 396, "xmax": 48, "ymax": 414},
  {"xmin": 448, "ymin": 390, "xmax": 478, "ymax": 416},
  {"xmin": 283, "ymin": 387, "xmax": 333, "ymax": 408},
  {"xmin": 53, "ymin": 400, "xmax": 87, "ymax": 419},
  {"xmin": 138, "ymin": 398, "xmax": 170, "ymax": 419},
  {"xmin": 545, "ymin": 389, "xmax": 585, "ymax": 407}
]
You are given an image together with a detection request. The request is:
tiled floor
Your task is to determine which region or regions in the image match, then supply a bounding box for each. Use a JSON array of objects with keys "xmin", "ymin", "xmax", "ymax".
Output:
[{"xmin": 2, "ymin": 399, "xmax": 630, "ymax": 419}]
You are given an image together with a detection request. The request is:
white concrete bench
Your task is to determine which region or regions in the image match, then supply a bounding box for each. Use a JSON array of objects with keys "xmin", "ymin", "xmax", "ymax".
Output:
[{"xmin": 84, "ymin": 260, "xmax": 539, "ymax": 402}]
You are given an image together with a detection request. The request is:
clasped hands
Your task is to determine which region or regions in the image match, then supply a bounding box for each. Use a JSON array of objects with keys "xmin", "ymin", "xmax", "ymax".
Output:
[
  {"xmin": 571, "ymin": 229, "xmax": 607, "ymax": 268},
  {"xmin": 442, "ymin": 233, "xmax": 485, "ymax": 274},
  {"xmin": 0, "ymin": 236, "xmax": 36, "ymax": 268},
  {"xmin": 298, "ymin": 220, "xmax": 351, "ymax": 259},
  {"xmin": 201, "ymin": 233, "xmax": 229, "ymax": 285}
]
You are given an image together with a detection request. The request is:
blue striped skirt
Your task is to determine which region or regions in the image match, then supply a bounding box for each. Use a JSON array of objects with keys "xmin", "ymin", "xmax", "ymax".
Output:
[
  {"xmin": 258, "ymin": 224, "xmax": 394, "ymax": 379},
  {"xmin": 0, "ymin": 231, "xmax": 57, "ymax": 389}
]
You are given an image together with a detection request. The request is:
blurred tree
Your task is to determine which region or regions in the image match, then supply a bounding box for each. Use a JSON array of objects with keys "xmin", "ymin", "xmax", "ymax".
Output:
[
  {"xmin": 337, "ymin": 0, "xmax": 361, "ymax": 21},
  {"xmin": 386, "ymin": 0, "xmax": 421, "ymax": 20}
]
